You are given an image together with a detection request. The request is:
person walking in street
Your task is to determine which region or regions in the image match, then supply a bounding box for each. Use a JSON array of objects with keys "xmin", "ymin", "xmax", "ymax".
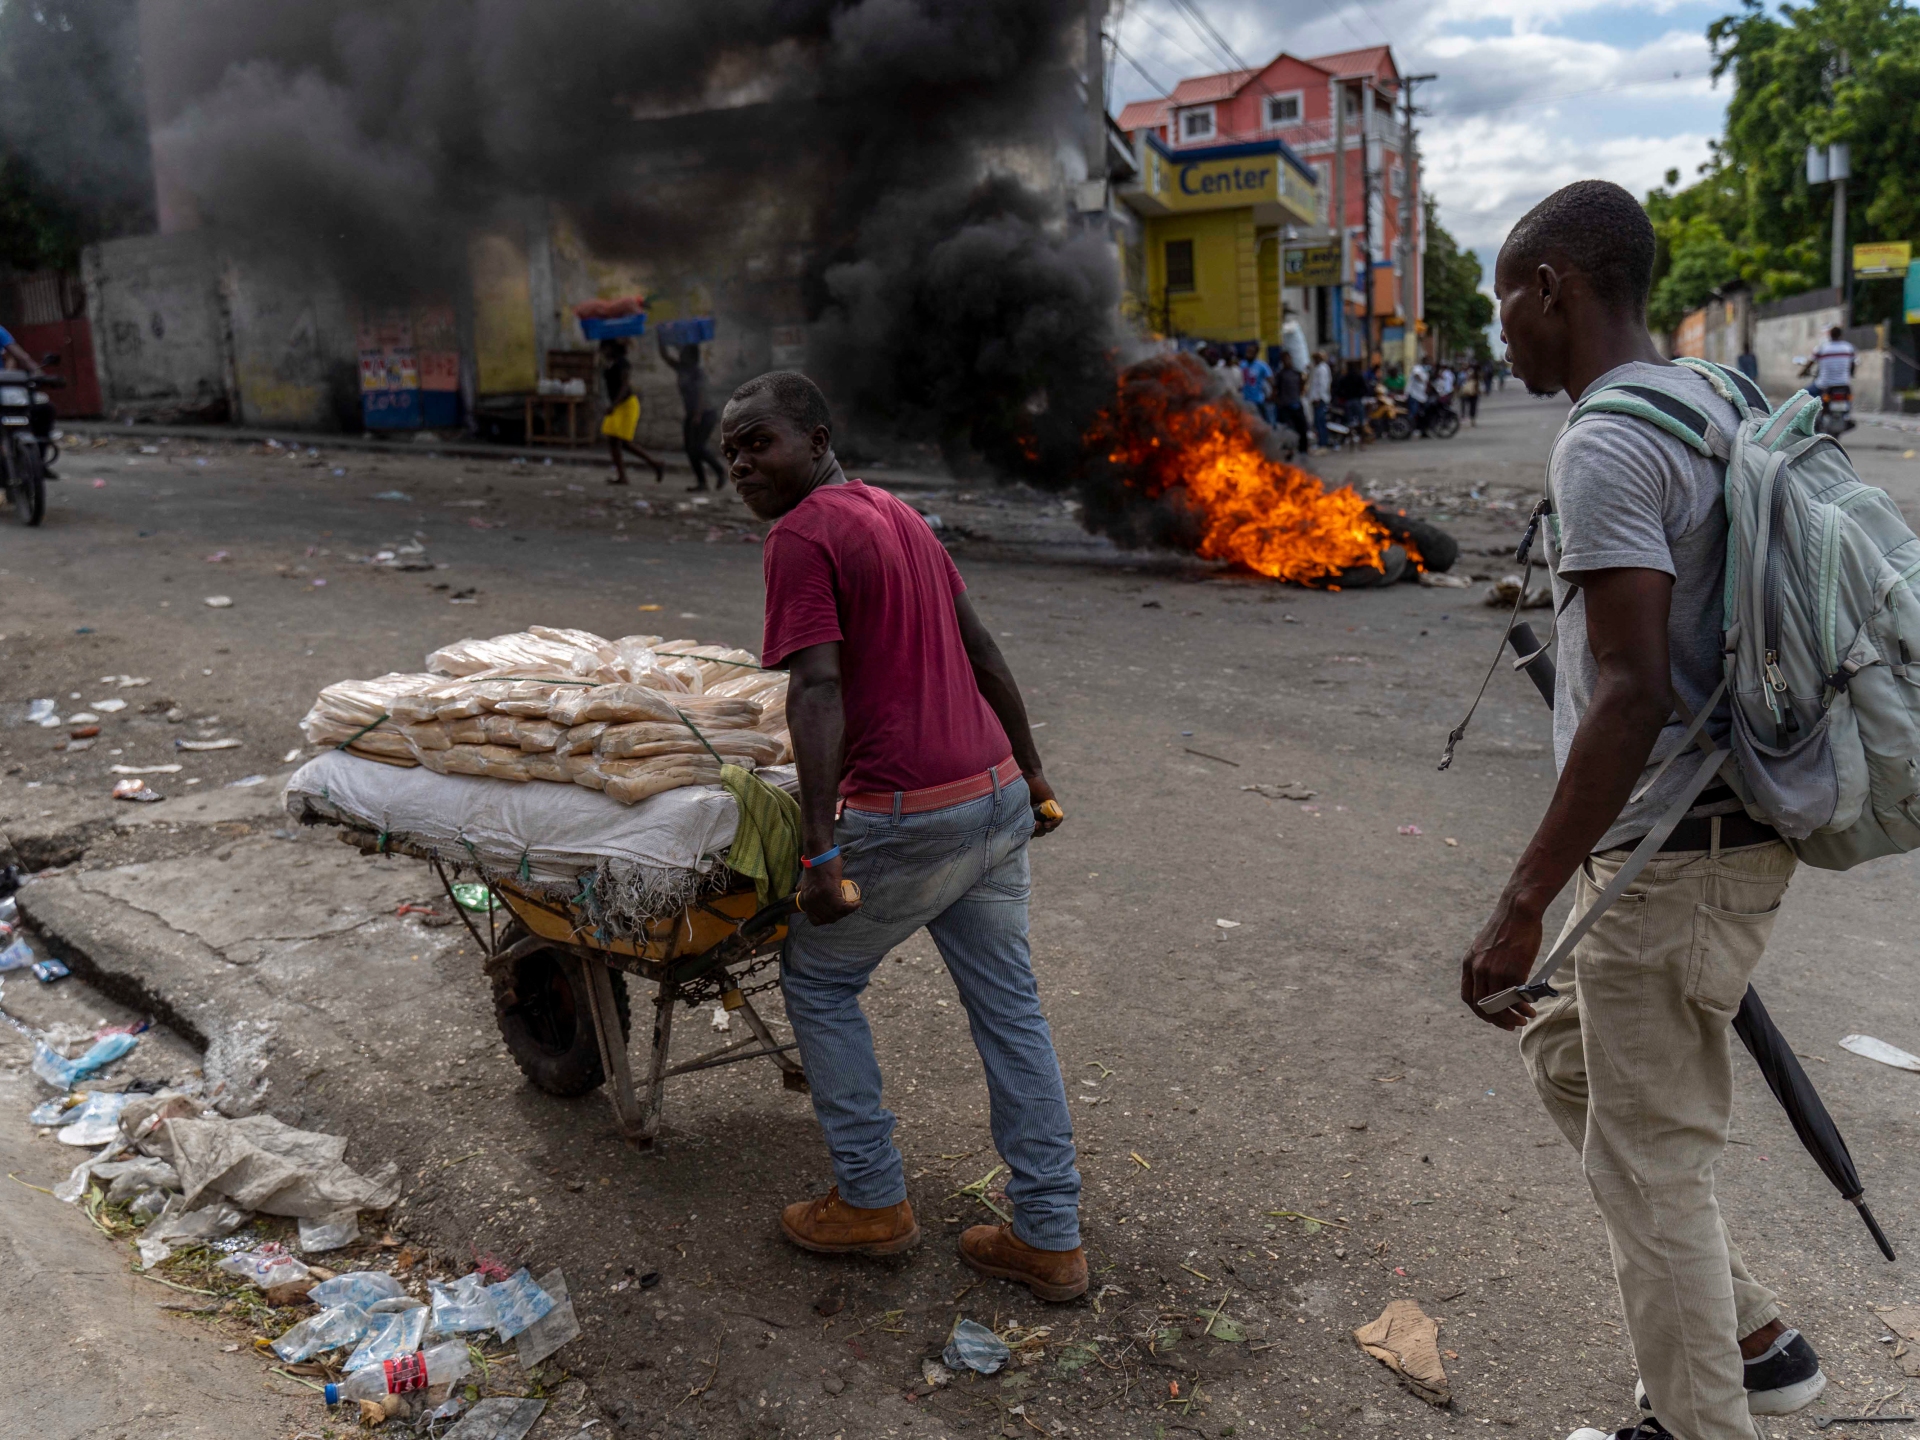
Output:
[
  {"xmin": 1240, "ymin": 343, "xmax": 1274, "ymax": 424},
  {"xmin": 1458, "ymin": 361, "xmax": 1481, "ymax": 426},
  {"xmin": 1462, "ymin": 179, "xmax": 1826, "ymax": 1440},
  {"xmin": 658, "ymin": 331, "xmax": 726, "ymax": 491},
  {"xmin": 1307, "ymin": 349, "xmax": 1334, "ymax": 451},
  {"xmin": 598, "ymin": 338, "xmax": 666, "ymax": 486},
  {"xmin": 1273, "ymin": 350, "xmax": 1309, "ymax": 452},
  {"xmin": 721, "ymin": 369, "xmax": 1085, "ymax": 1303},
  {"xmin": 1406, "ymin": 360, "xmax": 1431, "ymax": 436},
  {"xmin": 1333, "ymin": 358, "xmax": 1368, "ymax": 448}
]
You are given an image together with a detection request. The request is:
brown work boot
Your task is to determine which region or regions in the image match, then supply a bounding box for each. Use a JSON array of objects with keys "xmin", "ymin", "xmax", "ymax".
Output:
[
  {"xmin": 780, "ymin": 1186, "xmax": 921, "ymax": 1256},
  {"xmin": 959, "ymin": 1223, "xmax": 1087, "ymax": 1302}
]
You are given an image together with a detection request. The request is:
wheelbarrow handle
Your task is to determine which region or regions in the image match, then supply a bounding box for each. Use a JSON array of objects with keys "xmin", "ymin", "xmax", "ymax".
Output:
[{"xmin": 741, "ymin": 880, "xmax": 861, "ymax": 939}]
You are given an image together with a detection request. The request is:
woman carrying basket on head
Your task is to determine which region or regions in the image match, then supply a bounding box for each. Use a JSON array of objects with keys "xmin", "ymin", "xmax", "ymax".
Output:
[{"xmin": 600, "ymin": 338, "xmax": 666, "ymax": 486}]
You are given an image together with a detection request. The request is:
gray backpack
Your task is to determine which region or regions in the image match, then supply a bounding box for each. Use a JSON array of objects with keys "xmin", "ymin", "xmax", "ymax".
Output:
[{"xmin": 1569, "ymin": 356, "xmax": 1920, "ymax": 869}]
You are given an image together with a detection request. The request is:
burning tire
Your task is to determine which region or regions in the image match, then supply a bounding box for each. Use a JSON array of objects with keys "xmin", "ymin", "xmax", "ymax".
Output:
[{"xmin": 1369, "ymin": 510, "xmax": 1460, "ymax": 574}]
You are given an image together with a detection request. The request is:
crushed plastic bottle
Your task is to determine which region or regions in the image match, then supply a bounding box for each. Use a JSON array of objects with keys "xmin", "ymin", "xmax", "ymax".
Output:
[
  {"xmin": 344, "ymin": 1304, "xmax": 429, "ymax": 1372},
  {"xmin": 55, "ymin": 1090, "xmax": 136, "ymax": 1146},
  {"xmin": 32, "ymin": 1032, "xmax": 138, "ymax": 1088},
  {"xmin": 217, "ymin": 1245, "xmax": 311, "ymax": 1291},
  {"xmin": 309, "ymin": 1270, "xmax": 406, "ymax": 1308},
  {"xmin": 325, "ymin": 1340, "xmax": 471, "ymax": 1405},
  {"xmin": 943, "ymin": 1318, "xmax": 1012, "ymax": 1375},
  {"xmin": 487, "ymin": 1268, "xmax": 556, "ymax": 1341},
  {"xmin": 27, "ymin": 1093, "xmax": 85, "ymax": 1127},
  {"xmin": 428, "ymin": 1272, "xmax": 495, "ymax": 1335},
  {"xmin": 273, "ymin": 1302, "xmax": 373, "ymax": 1363}
]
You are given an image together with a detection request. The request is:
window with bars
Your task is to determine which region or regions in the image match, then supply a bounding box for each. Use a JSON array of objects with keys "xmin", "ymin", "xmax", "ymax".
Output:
[
  {"xmin": 1265, "ymin": 92, "xmax": 1302, "ymax": 127},
  {"xmin": 1179, "ymin": 107, "xmax": 1215, "ymax": 141}
]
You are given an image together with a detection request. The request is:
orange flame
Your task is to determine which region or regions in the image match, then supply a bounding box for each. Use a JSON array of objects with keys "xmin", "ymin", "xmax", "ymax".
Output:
[{"xmin": 1087, "ymin": 354, "xmax": 1414, "ymax": 585}]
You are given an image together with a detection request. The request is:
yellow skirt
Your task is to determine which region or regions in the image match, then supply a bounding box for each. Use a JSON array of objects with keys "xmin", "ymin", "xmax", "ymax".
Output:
[{"xmin": 601, "ymin": 395, "xmax": 640, "ymax": 442}]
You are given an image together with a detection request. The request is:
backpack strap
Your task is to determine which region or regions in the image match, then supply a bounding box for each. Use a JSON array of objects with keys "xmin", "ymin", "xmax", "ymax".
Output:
[
  {"xmin": 1568, "ymin": 381, "xmax": 1730, "ymax": 460},
  {"xmin": 1673, "ymin": 356, "xmax": 1769, "ymax": 418}
]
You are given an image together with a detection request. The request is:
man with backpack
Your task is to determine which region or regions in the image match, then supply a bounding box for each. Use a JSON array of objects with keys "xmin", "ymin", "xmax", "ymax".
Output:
[{"xmin": 1461, "ymin": 180, "xmax": 1829, "ymax": 1440}]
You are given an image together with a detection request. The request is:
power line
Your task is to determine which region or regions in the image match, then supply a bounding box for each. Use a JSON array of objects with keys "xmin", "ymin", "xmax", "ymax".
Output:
[
  {"xmin": 1111, "ymin": 38, "xmax": 1178, "ymax": 97},
  {"xmin": 1424, "ymin": 68, "xmax": 1716, "ymax": 122},
  {"xmin": 1124, "ymin": 5, "xmax": 1231, "ymax": 78}
]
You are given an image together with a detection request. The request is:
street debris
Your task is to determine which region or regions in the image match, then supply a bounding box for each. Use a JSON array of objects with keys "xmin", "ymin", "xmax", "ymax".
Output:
[
  {"xmin": 1875, "ymin": 1305, "xmax": 1920, "ymax": 1377},
  {"xmin": 444, "ymin": 1397, "xmax": 547, "ymax": 1440},
  {"xmin": 204, "ymin": 595, "xmax": 234, "ymax": 608},
  {"xmin": 1215, "ymin": 918, "xmax": 1241, "ymax": 929},
  {"xmin": 1398, "ymin": 824, "xmax": 1424, "ymax": 836},
  {"xmin": 1840, "ymin": 1035, "xmax": 1920, "ymax": 1072},
  {"xmin": 110, "ymin": 777, "xmax": 165, "ymax": 803},
  {"xmin": 920, "ymin": 1359, "xmax": 954, "ymax": 1387},
  {"xmin": 1354, "ymin": 1299, "xmax": 1451, "ymax": 1405},
  {"xmin": 1417, "ymin": 571, "xmax": 1472, "ymax": 588},
  {"xmin": 32, "ymin": 957, "xmax": 70, "ymax": 983},
  {"xmin": 944, "ymin": 1318, "xmax": 1012, "ymax": 1374},
  {"xmin": 1485, "ymin": 574, "xmax": 1552, "ymax": 609},
  {"xmin": 175, "ymin": 737, "xmax": 242, "ymax": 751},
  {"xmin": 33, "ymin": 1029, "xmax": 140, "ymax": 1088},
  {"xmin": 110, "ymin": 763, "xmax": 183, "ymax": 775},
  {"xmin": 371, "ymin": 490, "xmax": 414, "ymax": 502},
  {"xmin": 298, "ymin": 1207, "xmax": 361, "ymax": 1252},
  {"xmin": 141, "ymin": 1109, "xmax": 400, "ymax": 1216},
  {"xmin": 27, "ymin": 698, "xmax": 60, "ymax": 727},
  {"xmin": 1242, "ymin": 782, "xmax": 1315, "ymax": 800}
]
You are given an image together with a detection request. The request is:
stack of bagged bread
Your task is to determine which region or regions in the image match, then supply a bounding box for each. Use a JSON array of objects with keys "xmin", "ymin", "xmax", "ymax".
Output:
[{"xmin": 299, "ymin": 626, "xmax": 790, "ymax": 805}]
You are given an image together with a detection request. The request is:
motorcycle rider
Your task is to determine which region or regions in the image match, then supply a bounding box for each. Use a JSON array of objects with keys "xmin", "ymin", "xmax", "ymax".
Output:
[{"xmin": 1801, "ymin": 325, "xmax": 1855, "ymax": 430}]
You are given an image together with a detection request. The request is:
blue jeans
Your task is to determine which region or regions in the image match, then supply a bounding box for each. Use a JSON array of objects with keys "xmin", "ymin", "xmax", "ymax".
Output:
[
  {"xmin": 780, "ymin": 775, "xmax": 1081, "ymax": 1250},
  {"xmin": 1312, "ymin": 399, "xmax": 1331, "ymax": 448}
]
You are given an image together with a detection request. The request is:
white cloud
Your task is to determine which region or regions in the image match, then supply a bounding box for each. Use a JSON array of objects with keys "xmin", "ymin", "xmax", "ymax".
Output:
[{"xmin": 1111, "ymin": 0, "xmax": 1727, "ymax": 251}]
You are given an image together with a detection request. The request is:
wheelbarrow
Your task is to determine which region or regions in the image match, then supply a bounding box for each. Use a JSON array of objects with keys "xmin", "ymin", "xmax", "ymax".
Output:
[{"xmin": 427, "ymin": 858, "xmax": 806, "ymax": 1148}]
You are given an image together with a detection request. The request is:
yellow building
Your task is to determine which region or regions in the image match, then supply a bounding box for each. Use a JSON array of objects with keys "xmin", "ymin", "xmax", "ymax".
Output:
[{"xmin": 1119, "ymin": 134, "xmax": 1320, "ymax": 346}]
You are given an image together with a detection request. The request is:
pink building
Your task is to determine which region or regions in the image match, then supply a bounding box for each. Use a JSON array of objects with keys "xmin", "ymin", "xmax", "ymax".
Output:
[{"xmin": 1117, "ymin": 46, "xmax": 1417, "ymax": 358}]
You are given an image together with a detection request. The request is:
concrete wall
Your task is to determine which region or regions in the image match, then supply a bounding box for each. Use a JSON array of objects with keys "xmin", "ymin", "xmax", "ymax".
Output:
[
  {"xmin": 220, "ymin": 248, "xmax": 358, "ymax": 430},
  {"xmin": 81, "ymin": 231, "xmax": 231, "ymax": 420},
  {"xmin": 1753, "ymin": 288, "xmax": 1846, "ymax": 401},
  {"xmin": 1146, "ymin": 207, "xmax": 1261, "ymax": 342}
]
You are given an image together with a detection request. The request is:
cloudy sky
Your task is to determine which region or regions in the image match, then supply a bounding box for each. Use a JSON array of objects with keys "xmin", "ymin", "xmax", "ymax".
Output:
[{"xmin": 1108, "ymin": 0, "xmax": 1730, "ymax": 274}]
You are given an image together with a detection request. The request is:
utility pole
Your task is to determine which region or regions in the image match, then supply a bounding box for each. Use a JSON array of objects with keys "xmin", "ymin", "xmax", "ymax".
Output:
[
  {"xmin": 1085, "ymin": 0, "xmax": 1107, "ymax": 186},
  {"xmin": 1333, "ymin": 77, "xmax": 1347, "ymax": 360},
  {"xmin": 1362, "ymin": 80, "xmax": 1375, "ymax": 363},
  {"xmin": 1399, "ymin": 73, "xmax": 1437, "ymax": 372}
]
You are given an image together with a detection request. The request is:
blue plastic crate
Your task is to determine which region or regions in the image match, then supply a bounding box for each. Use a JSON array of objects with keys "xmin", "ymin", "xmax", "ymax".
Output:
[
  {"xmin": 658, "ymin": 316, "xmax": 715, "ymax": 346},
  {"xmin": 580, "ymin": 314, "xmax": 648, "ymax": 341}
]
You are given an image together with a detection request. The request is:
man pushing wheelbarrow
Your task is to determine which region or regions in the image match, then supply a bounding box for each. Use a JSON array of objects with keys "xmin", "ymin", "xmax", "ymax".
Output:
[{"xmin": 721, "ymin": 370, "xmax": 1085, "ymax": 1303}]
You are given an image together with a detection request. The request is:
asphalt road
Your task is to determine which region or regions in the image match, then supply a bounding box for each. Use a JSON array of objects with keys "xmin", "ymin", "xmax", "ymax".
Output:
[{"xmin": 3, "ymin": 389, "xmax": 1920, "ymax": 1440}]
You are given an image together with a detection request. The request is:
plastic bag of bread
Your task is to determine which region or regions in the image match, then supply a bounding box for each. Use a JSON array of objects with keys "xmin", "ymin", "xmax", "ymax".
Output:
[
  {"xmin": 523, "ymin": 753, "xmax": 574, "ymax": 783},
  {"xmin": 599, "ymin": 757, "xmax": 724, "ymax": 805},
  {"xmin": 403, "ymin": 722, "xmax": 453, "ymax": 753},
  {"xmin": 300, "ymin": 673, "xmax": 436, "ymax": 744},
  {"xmin": 426, "ymin": 630, "xmax": 606, "ymax": 679},
  {"xmin": 596, "ymin": 725, "xmax": 784, "ymax": 768},
  {"xmin": 554, "ymin": 722, "xmax": 607, "ymax": 757},
  {"xmin": 434, "ymin": 744, "xmax": 535, "ymax": 781},
  {"xmin": 343, "ymin": 728, "xmax": 418, "ymax": 765}
]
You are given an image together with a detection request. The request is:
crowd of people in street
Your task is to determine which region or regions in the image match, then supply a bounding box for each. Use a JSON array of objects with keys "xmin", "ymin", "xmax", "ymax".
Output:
[{"xmin": 1195, "ymin": 340, "xmax": 1505, "ymax": 453}]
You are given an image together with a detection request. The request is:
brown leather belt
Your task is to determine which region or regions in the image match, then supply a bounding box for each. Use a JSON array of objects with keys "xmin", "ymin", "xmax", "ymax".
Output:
[{"xmin": 842, "ymin": 755, "xmax": 1020, "ymax": 816}]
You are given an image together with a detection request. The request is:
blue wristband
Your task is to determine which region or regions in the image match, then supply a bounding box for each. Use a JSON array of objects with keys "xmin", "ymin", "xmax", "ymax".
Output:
[{"xmin": 800, "ymin": 846, "xmax": 841, "ymax": 870}]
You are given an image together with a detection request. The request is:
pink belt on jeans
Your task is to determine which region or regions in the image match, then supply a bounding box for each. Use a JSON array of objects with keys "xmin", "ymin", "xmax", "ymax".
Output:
[{"xmin": 842, "ymin": 755, "xmax": 1019, "ymax": 816}]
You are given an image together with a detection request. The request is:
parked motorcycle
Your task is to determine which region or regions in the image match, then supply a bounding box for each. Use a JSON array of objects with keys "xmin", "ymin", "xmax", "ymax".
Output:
[
  {"xmin": 1422, "ymin": 396, "xmax": 1462, "ymax": 440},
  {"xmin": 1, "ymin": 355, "xmax": 63, "ymax": 527}
]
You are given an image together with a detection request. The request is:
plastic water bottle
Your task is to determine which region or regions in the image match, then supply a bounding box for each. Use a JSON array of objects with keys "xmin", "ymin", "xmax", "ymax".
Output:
[{"xmin": 324, "ymin": 1341, "xmax": 471, "ymax": 1405}]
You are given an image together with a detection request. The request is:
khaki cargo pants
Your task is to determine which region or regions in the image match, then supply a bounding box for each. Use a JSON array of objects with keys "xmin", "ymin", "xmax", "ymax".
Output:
[{"xmin": 1519, "ymin": 834, "xmax": 1796, "ymax": 1440}]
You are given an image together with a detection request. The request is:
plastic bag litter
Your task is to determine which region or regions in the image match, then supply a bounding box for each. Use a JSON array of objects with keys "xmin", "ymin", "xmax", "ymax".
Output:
[
  {"xmin": 129, "ymin": 1187, "xmax": 171, "ymax": 1221},
  {"xmin": 1840, "ymin": 1033, "xmax": 1920, "ymax": 1072},
  {"xmin": 273, "ymin": 1302, "xmax": 374, "ymax": 1363},
  {"xmin": 217, "ymin": 1245, "xmax": 311, "ymax": 1291},
  {"xmin": 54, "ymin": 1141, "xmax": 125, "ymax": 1204},
  {"xmin": 56, "ymin": 1090, "xmax": 137, "ymax": 1146},
  {"xmin": 140, "ymin": 1110, "xmax": 400, "ymax": 1217},
  {"xmin": 368, "ymin": 1295, "xmax": 427, "ymax": 1314},
  {"xmin": 27, "ymin": 1093, "xmax": 86, "ymax": 1127},
  {"xmin": 297, "ymin": 1207, "xmax": 360, "ymax": 1253},
  {"xmin": 443, "ymin": 1396, "xmax": 546, "ymax": 1440},
  {"xmin": 32, "ymin": 1032, "xmax": 138, "ymax": 1088},
  {"xmin": 943, "ymin": 1318, "xmax": 1012, "ymax": 1375},
  {"xmin": 488, "ymin": 1268, "xmax": 556, "ymax": 1341},
  {"xmin": 0, "ymin": 937, "xmax": 34, "ymax": 971},
  {"xmin": 94, "ymin": 1154, "xmax": 179, "ymax": 1202},
  {"xmin": 310, "ymin": 1270, "xmax": 406, "ymax": 1308},
  {"xmin": 429, "ymin": 1272, "xmax": 496, "ymax": 1335},
  {"xmin": 515, "ymin": 1268, "xmax": 580, "ymax": 1368},
  {"xmin": 135, "ymin": 1197, "xmax": 250, "ymax": 1267},
  {"xmin": 344, "ymin": 1303, "xmax": 429, "ymax": 1372}
]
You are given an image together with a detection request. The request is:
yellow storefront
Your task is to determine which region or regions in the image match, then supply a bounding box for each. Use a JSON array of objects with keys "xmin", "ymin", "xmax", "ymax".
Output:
[{"xmin": 1120, "ymin": 134, "xmax": 1319, "ymax": 346}]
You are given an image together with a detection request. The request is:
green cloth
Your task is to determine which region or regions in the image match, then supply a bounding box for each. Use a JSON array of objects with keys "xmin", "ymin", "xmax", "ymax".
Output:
[{"xmin": 720, "ymin": 764, "xmax": 802, "ymax": 908}]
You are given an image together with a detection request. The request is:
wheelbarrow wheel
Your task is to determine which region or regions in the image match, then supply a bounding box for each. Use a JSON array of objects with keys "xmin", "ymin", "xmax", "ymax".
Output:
[{"xmin": 492, "ymin": 947, "xmax": 631, "ymax": 1097}]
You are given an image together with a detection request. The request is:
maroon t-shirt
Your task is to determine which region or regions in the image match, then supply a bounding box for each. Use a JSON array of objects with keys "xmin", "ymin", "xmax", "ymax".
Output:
[{"xmin": 761, "ymin": 481, "xmax": 1010, "ymax": 796}]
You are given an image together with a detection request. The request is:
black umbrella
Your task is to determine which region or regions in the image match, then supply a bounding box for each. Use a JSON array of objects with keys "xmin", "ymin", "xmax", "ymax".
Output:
[{"xmin": 1503, "ymin": 624, "xmax": 1895, "ymax": 1261}]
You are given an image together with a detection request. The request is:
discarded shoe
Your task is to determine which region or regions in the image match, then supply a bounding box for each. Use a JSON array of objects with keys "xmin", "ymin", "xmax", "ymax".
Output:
[
  {"xmin": 958, "ymin": 1223, "xmax": 1087, "ymax": 1302},
  {"xmin": 1567, "ymin": 1419, "xmax": 1672, "ymax": 1440},
  {"xmin": 779, "ymin": 1187, "xmax": 920, "ymax": 1256},
  {"xmin": 1635, "ymin": 1328, "xmax": 1827, "ymax": 1417}
]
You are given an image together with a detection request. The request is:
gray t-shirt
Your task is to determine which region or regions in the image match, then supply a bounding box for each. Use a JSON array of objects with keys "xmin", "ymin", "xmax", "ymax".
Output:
[{"xmin": 1545, "ymin": 361, "xmax": 1739, "ymax": 850}]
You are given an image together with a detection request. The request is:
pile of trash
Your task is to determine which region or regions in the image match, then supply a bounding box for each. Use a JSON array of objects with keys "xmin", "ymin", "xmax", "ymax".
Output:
[{"xmin": 300, "ymin": 625, "xmax": 791, "ymax": 804}]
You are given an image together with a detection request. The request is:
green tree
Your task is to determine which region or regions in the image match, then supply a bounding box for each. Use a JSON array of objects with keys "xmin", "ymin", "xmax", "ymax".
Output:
[
  {"xmin": 1423, "ymin": 197, "xmax": 1493, "ymax": 360},
  {"xmin": 1645, "ymin": 0, "xmax": 1920, "ymax": 327}
]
